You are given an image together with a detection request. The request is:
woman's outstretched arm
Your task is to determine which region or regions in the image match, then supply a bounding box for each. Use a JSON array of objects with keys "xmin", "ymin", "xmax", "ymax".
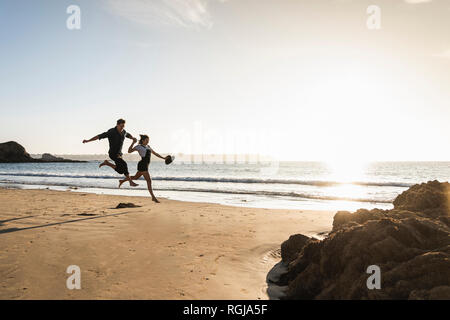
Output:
[{"xmin": 151, "ymin": 149, "xmax": 167, "ymax": 160}]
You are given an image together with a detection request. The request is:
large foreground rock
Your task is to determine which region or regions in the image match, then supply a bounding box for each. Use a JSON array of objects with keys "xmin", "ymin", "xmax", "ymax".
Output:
[{"xmin": 270, "ymin": 181, "xmax": 450, "ymax": 299}]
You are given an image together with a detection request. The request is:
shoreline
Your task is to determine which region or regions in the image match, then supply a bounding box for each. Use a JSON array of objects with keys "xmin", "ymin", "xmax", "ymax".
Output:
[
  {"xmin": 0, "ymin": 188, "xmax": 335, "ymax": 299},
  {"xmin": 0, "ymin": 181, "xmax": 393, "ymax": 212}
]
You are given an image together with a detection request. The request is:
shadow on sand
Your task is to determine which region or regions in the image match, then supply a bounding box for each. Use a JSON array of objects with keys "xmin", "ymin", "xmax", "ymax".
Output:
[{"xmin": 0, "ymin": 211, "xmax": 135, "ymax": 235}]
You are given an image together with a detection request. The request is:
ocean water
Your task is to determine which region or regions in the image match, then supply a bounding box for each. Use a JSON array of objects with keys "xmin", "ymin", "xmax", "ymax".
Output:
[{"xmin": 0, "ymin": 161, "xmax": 449, "ymax": 211}]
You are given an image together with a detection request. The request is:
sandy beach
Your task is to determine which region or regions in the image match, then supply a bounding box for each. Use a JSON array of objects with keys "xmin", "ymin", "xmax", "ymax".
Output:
[{"xmin": 0, "ymin": 188, "xmax": 335, "ymax": 300}]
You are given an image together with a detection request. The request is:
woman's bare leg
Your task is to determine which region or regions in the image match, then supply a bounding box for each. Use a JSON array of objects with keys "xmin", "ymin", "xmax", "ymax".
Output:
[
  {"xmin": 143, "ymin": 172, "xmax": 159, "ymax": 203},
  {"xmin": 119, "ymin": 172, "xmax": 143, "ymax": 188}
]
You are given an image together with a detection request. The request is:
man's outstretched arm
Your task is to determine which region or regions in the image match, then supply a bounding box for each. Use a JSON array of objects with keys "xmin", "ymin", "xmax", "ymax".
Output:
[
  {"xmin": 83, "ymin": 135, "xmax": 99, "ymax": 144},
  {"xmin": 125, "ymin": 132, "xmax": 136, "ymax": 140},
  {"xmin": 83, "ymin": 131, "xmax": 108, "ymax": 144}
]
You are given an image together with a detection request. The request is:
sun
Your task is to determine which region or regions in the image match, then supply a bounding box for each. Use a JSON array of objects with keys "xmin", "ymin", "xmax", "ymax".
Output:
[{"xmin": 326, "ymin": 158, "xmax": 368, "ymax": 183}]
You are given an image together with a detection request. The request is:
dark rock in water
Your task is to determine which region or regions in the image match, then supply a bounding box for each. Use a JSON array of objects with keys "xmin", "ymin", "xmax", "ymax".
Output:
[
  {"xmin": 115, "ymin": 203, "xmax": 141, "ymax": 209},
  {"xmin": 269, "ymin": 180, "xmax": 450, "ymax": 300},
  {"xmin": 41, "ymin": 153, "xmax": 64, "ymax": 161},
  {"xmin": 0, "ymin": 141, "xmax": 35, "ymax": 163},
  {"xmin": 0, "ymin": 141, "xmax": 84, "ymax": 163},
  {"xmin": 38, "ymin": 152, "xmax": 84, "ymax": 163}
]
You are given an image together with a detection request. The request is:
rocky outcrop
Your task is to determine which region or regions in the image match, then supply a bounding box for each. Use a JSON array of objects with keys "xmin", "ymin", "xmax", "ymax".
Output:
[
  {"xmin": 0, "ymin": 142, "xmax": 84, "ymax": 163},
  {"xmin": 38, "ymin": 153, "xmax": 84, "ymax": 162},
  {"xmin": 0, "ymin": 141, "xmax": 36, "ymax": 163},
  {"xmin": 269, "ymin": 181, "xmax": 450, "ymax": 300},
  {"xmin": 41, "ymin": 153, "xmax": 65, "ymax": 162},
  {"xmin": 280, "ymin": 234, "xmax": 311, "ymax": 264},
  {"xmin": 393, "ymin": 180, "xmax": 450, "ymax": 217}
]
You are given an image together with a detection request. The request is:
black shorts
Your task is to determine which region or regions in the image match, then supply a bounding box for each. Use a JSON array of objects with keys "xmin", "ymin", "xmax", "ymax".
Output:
[
  {"xmin": 109, "ymin": 154, "xmax": 129, "ymax": 176},
  {"xmin": 137, "ymin": 160, "xmax": 149, "ymax": 172}
]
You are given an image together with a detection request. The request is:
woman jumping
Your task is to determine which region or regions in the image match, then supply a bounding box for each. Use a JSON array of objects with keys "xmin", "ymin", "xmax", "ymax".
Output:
[{"xmin": 119, "ymin": 134, "xmax": 170, "ymax": 203}]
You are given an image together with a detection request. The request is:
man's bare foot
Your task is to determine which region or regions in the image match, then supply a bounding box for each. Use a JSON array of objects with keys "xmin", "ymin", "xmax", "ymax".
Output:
[
  {"xmin": 118, "ymin": 180, "xmax": 126, "ymax": 188},
  {"xmin": 99, "ymin": 160, "xmax": 108, "ymax": 168},
  {"xmin": 152, "ymin": 197, "xmax": 160, "ymax": 203},
  {"xmin": 130, "ymin": 181, "xmax": 139, "ymax": 187}
]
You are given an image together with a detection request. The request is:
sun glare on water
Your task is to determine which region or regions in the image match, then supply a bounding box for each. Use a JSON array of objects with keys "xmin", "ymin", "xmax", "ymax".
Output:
[{"xmin": 326, "ymin": 159, "xmax": 370, "ymax": 201}]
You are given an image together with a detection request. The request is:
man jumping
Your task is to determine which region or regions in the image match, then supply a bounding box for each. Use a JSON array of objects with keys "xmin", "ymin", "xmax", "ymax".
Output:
[{"xmin": 83, "ymin": 118, "xmax": 138, "ymax": 187}]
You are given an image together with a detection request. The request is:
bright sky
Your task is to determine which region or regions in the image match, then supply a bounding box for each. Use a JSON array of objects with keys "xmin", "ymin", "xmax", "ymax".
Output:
[{"xmin": 0, "ymin": 0, "xmax": 449, "ymax": 161}]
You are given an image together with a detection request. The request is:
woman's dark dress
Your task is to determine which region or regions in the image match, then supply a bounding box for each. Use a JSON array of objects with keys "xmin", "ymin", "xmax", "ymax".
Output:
[{"xmin": 137, "ymin": 147, "xmax": 151, "ymax": 172}]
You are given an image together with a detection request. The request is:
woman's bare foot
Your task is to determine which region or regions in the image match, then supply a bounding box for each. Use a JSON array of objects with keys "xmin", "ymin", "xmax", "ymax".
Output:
[
  {"xmin": 130, "ymin": 181, "xmax": 139, "ymax": 187},
  {"xmin": 99, "ymin": 160, "xmax": 109, "ymax": 168},
  {"xmin": 152, "ymin": 197, "xmax": 160, "ymax": 203}
]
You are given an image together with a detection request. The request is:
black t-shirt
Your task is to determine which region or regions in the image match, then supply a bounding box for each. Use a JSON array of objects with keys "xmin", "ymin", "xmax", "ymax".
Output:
[{"xmin": 98, "ymin": 127, "xmax": 132, "ymax": 157}]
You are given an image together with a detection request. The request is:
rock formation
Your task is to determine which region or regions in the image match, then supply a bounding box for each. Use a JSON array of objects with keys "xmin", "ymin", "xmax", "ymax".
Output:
[
  {"xmin": 268, "ymin": 180, "xmax": 450, "ymax": 300},
  {"xmin": 0, "ymin": 141, "xmax": 84, "ymax": 163},
  {"xmin": 41, "ymin": 153, "xmax": 65, "ymax": 162},
  {"xmin": 0, "ymin": 141, "xmax": 36, "ymax": 163}
]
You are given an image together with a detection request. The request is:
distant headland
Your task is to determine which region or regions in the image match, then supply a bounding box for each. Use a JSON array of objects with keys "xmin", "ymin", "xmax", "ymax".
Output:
[{"xmin": 0, "ymin": 141, "xmax": 85, "ymax": 163}]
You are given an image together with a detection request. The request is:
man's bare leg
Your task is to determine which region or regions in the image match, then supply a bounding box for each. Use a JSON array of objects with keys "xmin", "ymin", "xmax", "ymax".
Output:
[
  {"xmin": 119, "ymin": 172, "xmax": 142, "ymax": 188},
  {"xmin": 118, "ymin": 174, "xmax": 139, "ymax": 188},
  {"xmin": 99, "ymin": 160, "xmax": 115, "ymax": 169}
]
